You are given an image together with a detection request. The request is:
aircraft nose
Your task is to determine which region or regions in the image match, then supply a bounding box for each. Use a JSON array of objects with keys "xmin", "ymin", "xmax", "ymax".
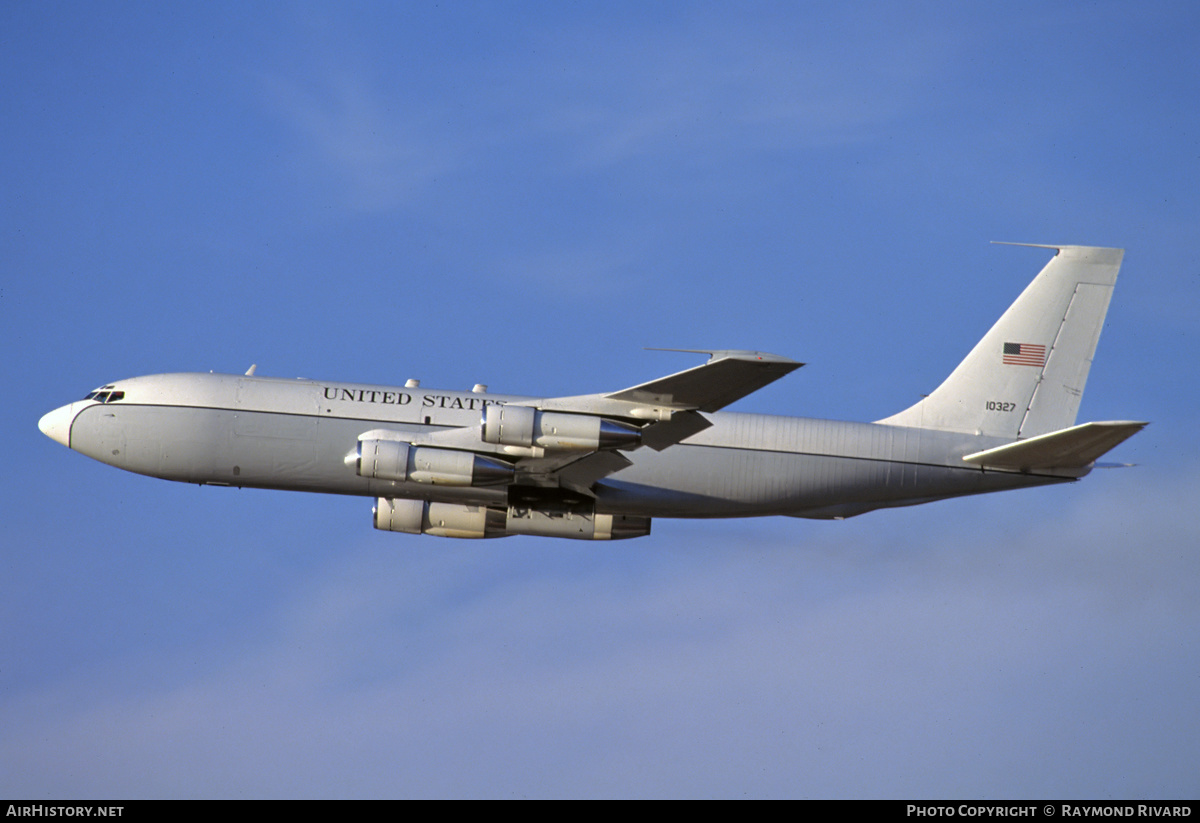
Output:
[{"xmin": 38, "ymin": 403, "xmax": 78, "ymax": 448}]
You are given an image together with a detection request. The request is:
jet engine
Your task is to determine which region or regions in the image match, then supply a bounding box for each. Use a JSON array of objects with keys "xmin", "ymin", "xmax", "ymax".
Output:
[
  {"xmin": 373, "ymin": 497, "xmax": 651, "ymax": 540},
  {"xmin": 354, "ymin": 439, "xmax": 513, "ymax": 486},
  {"xmin": 505, "ymin": 507, "xmax": 651, "ymax": 540},
  {"xmin": 481, "ymin": 405, "xmax": 640, "ymax": 451},
  {"xmin": 374, "ymin": 498, "xmax": 507, "ymax": 538}
]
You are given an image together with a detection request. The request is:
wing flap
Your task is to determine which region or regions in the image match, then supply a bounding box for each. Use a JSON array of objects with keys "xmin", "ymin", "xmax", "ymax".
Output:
[
  {"xmin": 638, "ymin": 409, "xmax": 713, "ymax": 451},
  {"xmin": 555, "ymin": 451, "xmax": 635, "ymax": 494},
  {"xmin": 513, "ymin": 450, "xmax": 634, "ymax": 495}
]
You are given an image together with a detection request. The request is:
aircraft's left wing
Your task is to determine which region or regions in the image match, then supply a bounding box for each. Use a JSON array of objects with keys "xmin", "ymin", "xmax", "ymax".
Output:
[
  {"xmin": 529, "ymin": 349, "xmax": 803, "ymax": 454},
  {"xmin": 502, "ymin": 350, "xmax": 803, "ymax": 491},
  {"xmin": 363, "ymin": 350, "xmax": 803, "ymax": 496},
  {"xmin": 607, "ymin": 349, "xmax": 803, "ymax": 412},
  {"xmin": 533, "ymin": 349, "xmax": 802, "ymax": 418}
]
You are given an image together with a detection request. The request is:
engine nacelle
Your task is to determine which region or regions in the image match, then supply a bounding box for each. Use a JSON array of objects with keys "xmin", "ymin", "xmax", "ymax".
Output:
[
  {"xmin": 374, "ymin": 498, "xmax": 506, "ymax": 539},
  {"xmin": 372, "ymin": 498, "xmax": 651, "ymax": 540},
  {"xmin": 505, "ymin": 508, "xmax": 651, "ymax": 540},
  {"xmin": 481, "ymin": 405, "xmax": 640, "ymax": 451},
  {"xmin": 355, "ymin": 440, "xmax": 513, "ymax": 486}
]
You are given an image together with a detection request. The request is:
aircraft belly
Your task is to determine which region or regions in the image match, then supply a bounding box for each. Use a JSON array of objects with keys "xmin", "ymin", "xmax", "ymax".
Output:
[
  {"xmin": 61, "ymin": 391, "xmax": 1079, "ymax": 524},
  {"xmin": 217, "ymin": 411, "xmax": 383, "ymax": 492},
  {"xmin": 232, "ymin": 412, "xmax": 321, "ymax": 484},
  {"xmin": 596, "ymin": 445, "xmax": 886, "ymax": 516},
  {"xmin": 70, "ymin": 406, "xmax": 327, "ymax": 490},
  {"xmin": 598, "ymin": 443, "xmax": 1065, "ymax": 518},
  {"xmin": 73, "ymin": 405, "xmax": 505, "ymax": 503}
]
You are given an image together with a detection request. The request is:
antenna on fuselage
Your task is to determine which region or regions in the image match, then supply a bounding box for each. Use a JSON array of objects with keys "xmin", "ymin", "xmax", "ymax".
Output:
[{"xmin": 245, "ymin": 364, "xmax": 257, "ymax": 376}]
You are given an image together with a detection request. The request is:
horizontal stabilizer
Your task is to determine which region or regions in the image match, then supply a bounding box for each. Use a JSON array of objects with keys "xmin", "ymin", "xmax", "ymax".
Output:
[{"xmin": 962, "ymin": 420, "xmax": 1147, "ymax": 472}]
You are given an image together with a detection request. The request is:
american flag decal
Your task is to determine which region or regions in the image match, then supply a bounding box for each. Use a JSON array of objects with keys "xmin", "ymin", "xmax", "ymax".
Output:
[{"xmin": 1003, "ymin": 342, "xmax": 1046, "ymax": 367}]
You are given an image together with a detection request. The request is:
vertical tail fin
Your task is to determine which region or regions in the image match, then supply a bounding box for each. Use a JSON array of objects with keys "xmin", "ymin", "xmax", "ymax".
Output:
[{"xmin": 876, "ymin": 244, "xmax": 1124, "ymax": 438}]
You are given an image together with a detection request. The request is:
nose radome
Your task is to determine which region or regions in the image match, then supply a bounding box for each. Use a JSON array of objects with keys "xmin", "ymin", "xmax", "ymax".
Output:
[{"xmin": 38, "ymin": 403, "xmax": 78, "ymax": 448}]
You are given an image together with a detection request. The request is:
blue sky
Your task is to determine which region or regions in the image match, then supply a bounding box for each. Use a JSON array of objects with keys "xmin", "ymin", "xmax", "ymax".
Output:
[{"xmin": 4, "ymin": 1, "xmax": 1198, "ymax": 798}]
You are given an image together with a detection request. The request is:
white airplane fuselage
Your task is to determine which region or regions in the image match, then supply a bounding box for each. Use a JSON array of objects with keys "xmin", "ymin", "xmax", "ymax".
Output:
[
  {"xmin": 38, "ymin": 246, "xmax": 1144, "ymax": 540},
  {"xmin": 40, "ymin": 372, "xmax": 1065, "ymax": 520}
]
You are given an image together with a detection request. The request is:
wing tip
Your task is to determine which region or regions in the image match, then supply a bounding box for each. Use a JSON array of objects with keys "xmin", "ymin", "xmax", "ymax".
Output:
[
  {"xmin": 990, "ymin": 241, "xmax": 1125, "ymax": 260},
  {"xmin": 644, "ymin": 347, "xmax": 803, "ymax": 367}
]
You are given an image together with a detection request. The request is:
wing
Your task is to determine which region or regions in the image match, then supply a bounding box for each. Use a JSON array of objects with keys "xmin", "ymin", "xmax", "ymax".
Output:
[
  {"xmin": 609, "ymin": 349, "xmax": 804, "ymax": 451},
  {"xmin": 534, "ymin": 349, "xmax": 802, "ymax": 417},
  {"xmin": 358, "ymin": 350, "xmax": 802, "ymax": 496},
  {"xmin": 607, "ymin": 349, "xmax": 804, "ymax": 412},
  {"xmin": 525, "ymin": 348, "xmax": 802, "ymax": 449},
  {"xmin": 510, "ymin": 350, "xmax": 802, "ymax": 491}
]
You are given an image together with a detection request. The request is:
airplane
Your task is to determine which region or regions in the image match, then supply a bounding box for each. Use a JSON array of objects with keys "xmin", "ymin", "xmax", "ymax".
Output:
[{"xmin": 38, "ymin": 244, "xmax": 1146, "ymax": 541}]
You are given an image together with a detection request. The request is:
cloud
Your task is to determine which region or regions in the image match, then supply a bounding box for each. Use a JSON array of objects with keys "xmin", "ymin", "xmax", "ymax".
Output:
[
  {"xmin": 256, "ymin": 6, "xmax": 964, "ymax": 214},
  {"xmin": 516, "ymin": 8, "xmax": 961, "ymax": 170},
  {"xmin": 260, "ymin": 66, "xmax": 458, "ymax": 213},
  {"xmin": 3, "ymin": 465, "xmax": 1196, "ymax": 798}
]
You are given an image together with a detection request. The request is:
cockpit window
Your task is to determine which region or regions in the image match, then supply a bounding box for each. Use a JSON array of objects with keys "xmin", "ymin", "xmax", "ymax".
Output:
[{"xmin": 83, "ymin": 387, "xmax": 124, "ymax": 403}]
